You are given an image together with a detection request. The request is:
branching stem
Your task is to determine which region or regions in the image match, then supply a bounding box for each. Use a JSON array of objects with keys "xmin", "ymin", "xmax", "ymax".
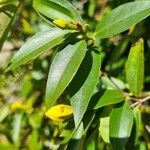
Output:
[{"xmin": 131, "ymin": 96, "xmax": 150, "ymax": 107}]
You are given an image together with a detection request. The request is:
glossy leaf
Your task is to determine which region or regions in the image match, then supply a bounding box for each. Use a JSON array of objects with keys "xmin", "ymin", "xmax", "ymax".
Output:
[
  {"xmin": 7, "ymin": 28, "xmax": 72, "ymax": 71},
  {"xmin": 94, "ymin": 89, "xmax": 124, "ymax": 109},
  {"xmin": 69, "ymin": 49, "xmax": 101, "ymax": 128},
  {"xmin": 45, "ymin": 40, "xmax": 86, "ymax": 108},
  {"xmin": 109, "ymin": 101, "xmax": 134, "ymax": 150},
  {"xmin": 125, "ymin": 38, "xmax": 144, "ymax": 97},
  {"xmin": 96, "ymin": 1, "xmax": 150, "ymax": 39},
  {"xmin": 99, "ymin": 117, "xmax": 110, "ymax": 143},
  {"xmin": 33, "ymin": 0, "xmax": 83, "ymax": 23}
]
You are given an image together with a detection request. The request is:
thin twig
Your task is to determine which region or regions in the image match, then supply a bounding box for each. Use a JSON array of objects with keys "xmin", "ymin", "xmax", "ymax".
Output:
[
  {"xmin": 145, "ymin": 125, "xmax": 150, "ymax": 134},
  {"xmin": 131, "ymin": 96, "xmax": 150, "ymax": 107}
]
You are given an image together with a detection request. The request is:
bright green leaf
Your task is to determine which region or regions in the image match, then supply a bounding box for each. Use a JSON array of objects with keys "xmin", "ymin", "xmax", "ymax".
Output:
[
  {"xmin": 126, "ymin": 107, "xmax": 142, "ymax": 149},
  {"xmin": 45, "ymin": 40, "xmax": 86, "ymax": 108},
  {"xmin": 109, "ymin": 101, "xmax": 134, "ymax": 150},
  {"xmin": 125, "ymin": 38, "xmax": 144, "ymax": 97},
  {"xmin": 0, "ymin": 105, "xmax": 10, "ymax": 123},
  {"xmin": 69, "ymin": 49, "xmax": 101, "ymax": 128},
  {"xmin": 12, "ymin": 113, "xmax": 23, "ymax": 143},
  {"xmin": 86, "ymin": 139, "xmax": 95, "ymax": 150},
  {"xmin": 33, "ymin": 0, "xmax": 83, "ymax": 23},
  {"xmin": 27, "ymin": 130, "xmax": 42, "ymax": 150},
  {"xmin": 101, "ymin": 76, "xmax": 126, "ymax": 90},
  {"xmin": 133, "ymin": 107, "xmax": 142, "ymax": 145},
  {"xmin": 99, "ymin": 117, "xmax": 110, "ymax": 143},
  {"xmin": 96, "ymin": 1, "xmax": 150, "ymax": 39},
  {"xmin": 7, "ymin": 28, "xmax": 73, "ymax": 71},
  {"xmin": 94, "ymin": 89, "xmax": 124, "ymax": 109}
]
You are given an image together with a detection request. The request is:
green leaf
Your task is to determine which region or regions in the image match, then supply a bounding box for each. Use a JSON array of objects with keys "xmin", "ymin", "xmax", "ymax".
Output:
[
  {"xmin": 94, "ymin": 89, "xmax": 124, "ymax": 109},
  {"xmin": 69, "ymin": 49, "xmax": 101, "ymax": 128},
  {"xmin": 133, "ymin": 107, "xmax": 142, "ymax": 144},
  {"xmin": 126, "ymin": 107, "xmax": 142, "ymax": 149},
  {"xmin": 109, "ymin": 101, "xmax": 134, "ymax": 150},
  {"xmin": 99, "ymin": 116, "xmax": 110, "ymax": 143},
  {"xmin": 0, "ymin": 1, "xmax": 19, "ymax": 50},
  {"xmin": 0, "ymin": 0, "xmax": 17, "ymax": 5},
  {"xmin": 101, "ymin": 76, "xmax": 126, "ymax": 90},
  {"xmin": 7, "ymin": 28, "xmax": 72, "ymax": 71},
  {"xmin": 66, "ymin": 122, "xmax": 84, "ymax": 150},
  {"xmin": 61, "ymin": 110, "xmax": 95, "ymax": 144},
  {"xmin": 125, "ymin": 38, "xmax": 144, "ymax": 97},
  {"xmin": 86, "ymin": 139, "xmax": 95, "ymax": 150},
  {"xmin": 12, "ymin": 113, "xmax": 23, "ymax": 143},
  {"xmin": 45, "ymin": 40, "xmax": 86, "ymax": 108},
  {"xmin": 27, "ymin": 130, "xmax": 42, "ymax": 150},
  {"xmin": 33, "ymin": 0, "xmax": 83, "ymax": 23},
  {"xmin": 0, "ymin": 105, "xmax": 10, "ymax": 123},
  {"xmin": 29, "ymin": 112, "xmax": 43, "ymax": 129},
  {"xmin": 96, "ymin": 1, "xmax": 150, "ymax": 39}
]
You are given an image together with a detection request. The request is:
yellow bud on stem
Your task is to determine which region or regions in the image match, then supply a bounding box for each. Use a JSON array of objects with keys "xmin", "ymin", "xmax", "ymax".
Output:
[
  {"xmin": 53, "ymin": 19, "xmax": 77, "ymax": 29},
  {"xmin": 53, "ymin": 19, "xmax": 67, "ymax": 28}
]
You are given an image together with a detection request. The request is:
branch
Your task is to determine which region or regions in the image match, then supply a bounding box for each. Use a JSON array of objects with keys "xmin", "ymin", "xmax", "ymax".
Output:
[{"xmin": 131, "ymin": 96, "xmax": 150, "ymax": 107}]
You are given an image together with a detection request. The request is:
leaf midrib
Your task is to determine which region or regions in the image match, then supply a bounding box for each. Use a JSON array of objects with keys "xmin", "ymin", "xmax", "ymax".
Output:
[
  {"xmin": 12, "ymin": 30, "xmax": 68, "ymax": 63},
  {"xmin": 49, "ymin": 42, "xmax": 86, "ymax": 106}
]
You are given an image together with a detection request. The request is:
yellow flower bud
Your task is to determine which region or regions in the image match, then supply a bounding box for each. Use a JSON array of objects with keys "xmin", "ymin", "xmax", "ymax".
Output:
[
  {"xmin": 45, "ymin": 104, "xmax": 73, "ymax": 121},
  {"xmin": 53, "ymin": 19, "xmax": 77, "ymax": 29},
  {"xmin": 11, "ymin": 101, "xmax": 28, "ymax": 111},
  {"xmin": 53, "ymin": 19, "xmax": 68, "ymax": 28}
]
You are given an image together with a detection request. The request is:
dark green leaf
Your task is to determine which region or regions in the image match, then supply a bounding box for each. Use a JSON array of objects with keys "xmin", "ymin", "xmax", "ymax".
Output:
[
  {"xmin": 66, "ymin": 123, "xmax": 84, "ymax": 150},
  {"xmin": 96, "ymin": 1, "xmax": 150, "ymax": 39},
  {"xmin": 45, "ymin": 40, "xmax": 86, "ymax": 108},
  {"xmin": 33, "ymin": 0, "xmax": 83, "ymax": 23},
  {"xmin": 109, "ymin": 101, "xmax": 134, "ymax": 150},
  {"xmin": 94, "ymin": 89, "xmax": 124, "ymax": 109},
  {"xmin": 61, "ymin": 110, "xmax": 95, "ymax": 144},
  {"xmin": 69, "ymin": 49, "xmax": 101, "ymax": 128},
  {"xmin": 7, "ymin": 28, "xmax": 72, "ymax": 71},
  {"xmin": 125, "ymin": 38, "xmax": 144, "ymax": 97}
]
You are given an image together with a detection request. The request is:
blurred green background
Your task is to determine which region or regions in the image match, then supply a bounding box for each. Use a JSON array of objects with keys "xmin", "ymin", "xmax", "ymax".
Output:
[{"xmin": 0, "ymin": 0, "xmax": 150, "ymax": 149}]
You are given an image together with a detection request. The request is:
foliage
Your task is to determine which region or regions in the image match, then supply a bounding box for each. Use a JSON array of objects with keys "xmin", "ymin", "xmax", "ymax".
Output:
[{"xmin": 1, "ymin": 0, "xmax": 150, "ymax": 149}]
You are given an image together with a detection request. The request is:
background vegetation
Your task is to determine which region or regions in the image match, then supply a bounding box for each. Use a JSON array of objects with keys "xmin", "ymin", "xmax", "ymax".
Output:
[{"xmin": 0, "ymin": 0, "xmax": 150, "ymax": 149}]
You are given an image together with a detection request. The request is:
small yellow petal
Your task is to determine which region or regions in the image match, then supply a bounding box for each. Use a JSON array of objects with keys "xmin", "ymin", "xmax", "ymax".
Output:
[
  {"xmin": 53, "ymin": 19, "xmax": 67, "ymax": 28},
  {"xmin": 11, "ymin": 101, "xmax": 28, "ymax": 111},
  {"xmin": 45, "ymin": 104, "xmax": 73, "ymax": 121}
]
